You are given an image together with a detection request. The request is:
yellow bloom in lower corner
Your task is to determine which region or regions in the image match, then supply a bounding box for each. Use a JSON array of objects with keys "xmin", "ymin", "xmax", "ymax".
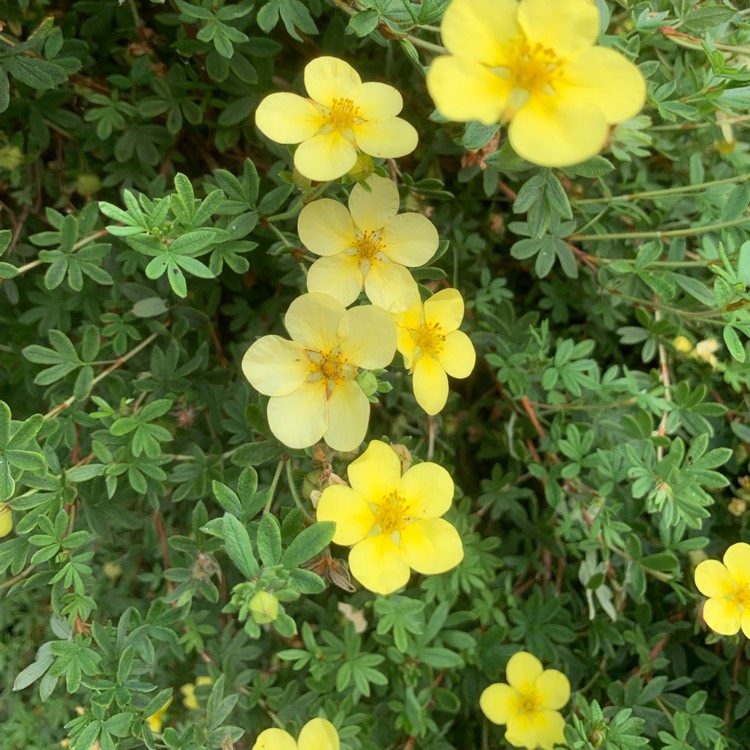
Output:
[
  {"xmin": 180, "ymin": 676, "xmax": 213, "ymax": 711},
  {"xmin": 695, "ymin": 542, "xmax": 750, "ymax": 637},
  {"xmin": 0, "ymin": 504, "xmax": 13, "ymax": 538},
  {"xmin": 146, "ymin": 694, "xmax": 172, "ymax": 733},
  {"xmin": 316, "ymin": 439, "xmax": 463, "ymax": 595},
  {"xmin": 480, "ymin": 651, "xmax": 570, "ymax": 750},
  {"xmin": 393, "ymin": 288, "xmax": 476, "ymax": 415},
  {"xmin": 253, "ymin": 718, "xmax": 339, "ymax": 750}
]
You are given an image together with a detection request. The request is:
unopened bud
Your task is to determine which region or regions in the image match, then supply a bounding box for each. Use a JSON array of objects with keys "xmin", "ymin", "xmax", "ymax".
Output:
[
  {"xmin": 0, "ymin": 505, "xmax": 13, "ymax": 538},
  {"xmin": 249, "ymin": 591, "xmax": 279, "ymax": 624}
]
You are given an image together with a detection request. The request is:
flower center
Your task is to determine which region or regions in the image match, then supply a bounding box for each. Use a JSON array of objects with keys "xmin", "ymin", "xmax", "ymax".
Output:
[
  {"xmin": 354, "ymin": 230, "xmax": 384, "ymax": 262},
  {"xmin": 307, "ymin": 349, "xmax": 356, "ymax": 390},
  {"xmin": 373, "ymin": 491, "xmax": 412, "ymax": 535},
  {"xmin": 506, "ymin": 40, "xmax": 561, "ymax": 93},
  {"xmin": 325, "ymin": 97, "xmax": 361, "ymax": 131},
  {"xmin": 414, "ymin": 321, "xmax": 445, "ymax": 357},
  {"xmin": 517, "ymin": 692, "xmax": 540, "ymax": 718},
  {"xmin": 734, "ymin": 584, "xmax": 750, "ymax": 609}
]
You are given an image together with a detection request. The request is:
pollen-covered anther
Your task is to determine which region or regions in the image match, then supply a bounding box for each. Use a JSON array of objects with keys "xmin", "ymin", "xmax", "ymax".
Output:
[
  {"xmin": 325, "ymin": 97, "xmax": 361, "ymax": 130},
  {"xmin": 374, "ymin": 492, "xmax": 411, "ymax": 534},
  {"xmin": 354, "ymin": 230, "xmax": 384, "ymax": 263},
  {"xmin": 414, "ymin": 321, "xmax": 446, "ymax": 357}
]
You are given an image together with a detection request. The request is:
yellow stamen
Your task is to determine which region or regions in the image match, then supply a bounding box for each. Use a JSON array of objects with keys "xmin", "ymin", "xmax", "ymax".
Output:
[
  {"xmin": 325, "ymin": 97, "xmax": 361, "ymax": 131},
  {"xmin": 307, "ymin": 349, "xmax": 355, "ymax": 389},
  {"xmin": 373, "ymin": 492, "xmax": 412, "ymax": 534},
  {"xmin": 354, "ymin": 230, "xmax": 384, "ymax": 264},
  {"xmin": 414, "ymin": 321, "xmax": 446, "ymax": 357}
]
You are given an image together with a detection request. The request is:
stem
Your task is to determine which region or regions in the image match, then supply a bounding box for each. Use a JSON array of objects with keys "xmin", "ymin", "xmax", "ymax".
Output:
[
  {"xmin": 264, "ymin": 458, "xmax": 286, "ymax": 514},
  {"xmin": 265, "ymin": 222, "xmax": 295, "ymax": 248},
  {"xmin": 404, "ymin": 35, "xmax": 448, "ymax": 55},
  {"xmin": 570, "ymin": 215, "xmax": 750, "ymax": 242},
  {"xmin": 286, "ymin": 460, "xmax": 311, "ymax": 519},
  {"xmin": 0, "ymin": 564, "xmax": 36, "ymax": 593}
]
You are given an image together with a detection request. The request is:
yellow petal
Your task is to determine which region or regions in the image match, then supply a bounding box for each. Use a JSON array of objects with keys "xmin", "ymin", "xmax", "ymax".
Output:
[
  {"xmin": 0, "ymin": 505, "xmax": 13, "ymax": 538},
  {"xmin": 146, "ymin": 695, "xmax": 172, "ymax": 733},
  {"xmin": 702, "ymin": 597, "xmax": 741, "ymax": 636},
  {"xmin": 349, "ymin": 534, "xmax": 411, "ymax": 595},
  {"xmin": 305, "ymin": 56, "xmax": 361, "ymax": 107},
  {"xmin": 424, "ymin": 288, "xmax": 465, "ymax": 331},
  {"xmin": 506, "ymin": 651, "xmax": 544, "ymax": 695},
  {"xmin": 397, "ymin": 324, "xmax": 418, "ymax": 370},
  {"xmin": 399, "ymin": 518, "xmax": 464, "ymax": 574},
  {"xmin": 480, "ymin": 682, "xmax": 519, "ymax": 725},
  {"xmin": 412, "ymin": 355, "xmax": 449, "ymax": 415},
  {"xmin": 427, "ymin": 56, "xmax": 509, "ymax": 124},
  {"xmin": 298, "ymin": 719, "xmax": 339, "ymax": 750},
  {"xmin": 563, "ymin": 46, "xmax": 646, "ymax": 124},
  {"xmin": 255, "ymin": 93, "xmax": 323, "ymax": 144},
  {"xmin": 364, "ymin": 261, "xmax": 420, "ymax": 312},
  {"xmin": 285, "ymin": 293, "xmax": 345, "ymax": 352},
  {"xmin": 180, "ymin": 683, "xmax": 198, "ymax": 711},
  {"xmin": 348, "ymin": 175, "xmax": 400, "ymax": 232},
  {"xmin": 253, "ymin": 728, "xmax": 298, "ymax": 750},
  {"xmin": 694, "ymin": 560, "xmax": 734, "ymax": 597},
  {"xmin": 353, "ymin": 117, "xmax": 418, "ymax": 159},
  {"xmin": 439, "ymin": 330, "xmax": 476, "ymax": 379},
  {"xmin": 338, "ymin": 304, "xmax": 397, "ymax": 369},
  {"xmin": 535, "ymin": 669, "xmax": 571, "ymax": 710},
  {"xmin": 324, "ymin": 380, "xmax": 370, "ymax": 452},
  {"xmin": 723, "ymin": 542, "xmax": 750, "ymax": 585},
  {"xmin": 517, "ymin": 0, "xmax": 599, "ymax": 57},
  {"xmin": 356, "ymin": 82, "xmax": 404, "ymax": 120},
  {"xmin": 347, "ymin": 439, "xmax": 402, "ymax": 501},
  {"xmin": 399, "ymin": 462, "xmax": 454, "ymax": 518},
  {"xmin": 529, "ymin": 709, "xmax": 567, "ymax": 750},
  {"xmin": 508, "ymin": 98, "xmax": 608, "ymax": 168},
  {"xmin": 295, "ymin": 132, "xmax": 358, "ymax": 182},
  {"xmin": 242, "ymin": 336, "xmax": 310, "ymax": 397},
  {"xmin": 317, "ymin": 484, "xmax": 376, "ymax": 545},
  {"xmin": 741, "ymin": 610, "xmax": 750, "ymax": 639},
  {"xmin": 439, "ymin": 0, "xmax": 520, "ymax": 65},
  {"xmin": 298, "ymin": 199, "xmax": 355, "ymax": 257},
  {"xmin": 307, "ymin": 254, "xmax": 363, "ymax": 307},
  {"xmin": 267, "ymin": 381, "xmax": 327, "ymax": 449},
  {"xmin": 504, "ymin": 712, "xmax": 538, "ymax": 750},
  {"xmin": 381, "ymin": 213, "xmax": 438, "ymax": 266}
]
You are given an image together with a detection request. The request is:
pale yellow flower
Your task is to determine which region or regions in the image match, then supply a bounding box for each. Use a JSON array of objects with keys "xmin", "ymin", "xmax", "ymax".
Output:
[
  {"xmin": 393, "ymin": 288, "xmax": 475, "ymax": 415},
  {"xmin": 427, "ymin": 0, "xmax": 646, "ymax": 167},
  {"xmin": 299, "ymin": 175, "xmax": 438, "ymax": 312},
  {"xmin": 255, "ymin": 57, "xmax": 418, "ymax": 182},
  {"xmin": 0, "ymin": 504, "xmax": 13, "ymax": 538},
  {"xmin": 145, "ymin": 695, "xmax": 172, "ymax": 733},
  {"xmin": 242, "ymin": 293, "xmax": 396, "ymax": 451},
  {"xmin": 316, "ymin": 440, "xmax": 463, "ymax": 595},
  {"xmin": 180, "ymin": 676, "xmax": 213, "ymax": 711},
  {"xmin": 480, "ymin": 651, "xmax": 570, "ymax": 750},
  {"xmin": 253, "ymin": 718, "xmax": 338, "ymax": 750},
  {"xmin": 693, "ymin": 338, "xmax": 720, "ymax": 369}
]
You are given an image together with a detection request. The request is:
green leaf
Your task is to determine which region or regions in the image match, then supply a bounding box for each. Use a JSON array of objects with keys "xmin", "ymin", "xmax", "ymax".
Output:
[
  {"xmin": 723, "ymin": 325, "xmax": 745, "ymax": 362},
  {"xmin": 5, "ymin": 55, "xmax": 68, "ymax": 90},
  {"xmin": 281, "ymin": 521, "xmax": 335, "ymax": 568},
  {"xmin": 257, "ymin": 513, "xmax": 282, "ymax": 566},
  {"xmin": 222, "ymin": 513, "xmax": 259, "ymax": 578},
  {"xmin": 212, "ymin": 480, "xmax": 243, "ymax": 518},
  {"xmin": 0, "ymin": 67, "xmax": 9, "ymax": 113},
  {"xmin": 132, "ymin": 297, "xmax": 168, "ymax": 318}
]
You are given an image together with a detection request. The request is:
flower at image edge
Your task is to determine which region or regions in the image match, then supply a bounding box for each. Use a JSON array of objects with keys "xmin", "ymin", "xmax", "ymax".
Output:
[
  {"xmin": 0, "ymin": 504, "xmax": 12, "ymax": 538},
  {"xmin": 253, "ymin": 718, "xmax": 339, "ymax": 750},
  {"xmin": 426, "ymin": 0, "xmax": 646, "ymax": 167},
  {"xmin": 480, "ymin": 651, "xmax": 570, "ymax": 750},
  {"xmin": 255, "ymin": 56, "xmax": 418, "ymax": 181}
]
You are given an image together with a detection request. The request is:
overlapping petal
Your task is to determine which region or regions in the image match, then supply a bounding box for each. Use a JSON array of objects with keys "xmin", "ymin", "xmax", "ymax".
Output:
[
  {"xmin": 438, "ymin": 330, "xmax": 476, "ymax": 379},
  {"xmin": 349, "ymin": 534, "xmax": 411, "ymax": 595},
  {"xmin": 440, "ymin": 0, "xmax": 519, "ymax": 65},
  {"xmin": 398, "ymin": 462, "xmax": 454, "ymax": 518},
  {"xmin": 253, "ymin": 728, "xmax": 298, "ymax": 750},
  {"xmin": 347, "ymin": 439, "xmax": 402, "ymax": 501},
  {"xmin": 534, "ymin": 669, "xmax": 571, "ymax": 710},
  {"xmin": 723, "ymin": 542, "xmax": 750, "ymax": 585},
  {"xmin": 305, "ymin": 56, "xmax": 361, "ymax": 106},
  {"xmin": 255, "ymin": 93, "xmax": 323, "ymax": 143},
  {"xmin": 295, "ymin": 132, "xmax": 358, "ymax": 182},
  {"xmin": 424, "ymin": 288, "xmax": 465, "ymax": 331},
  {"xmin": 506, "ymin": 651, "xmax": 544, "ymax": 695},
  {"xmin": 380, "ymin": 213, "xmax": 439, "ymax": 266},
  {"xmin": 702, "ymin": 597, "xmax": 741, "ymax": 636},
  {"xmin": 242, "ymin": 336, "xmax": 310, "ymax": 397},
  {"xmin": 324, "ymin": 380, "xmax": 370, "ymax": 452},
  {"xmin": 316, "ymin": 485, "xmax": 374, "ymax": 545},
  {"xmin": 527, "ymin": 709, "xmax": 566, "ymax": 750},
  {"xmin": 267, "ymin": 381, "xmax": 327, "ymax": 449},
  {"xmin": 285, "ymin": 293, "xmax": 344, "ymax": 352},
  {"xmin": 517, "ymin": 0, "xmax": 599, "ymax": 57},
  {"xmin": 348, "ymin": 175, "xmax": 400, "ymax": 231},
  {"xmin": 480, "ymin": 683, "xmax": 519, "ymax": 725},
  {"xmin": 297, "ymin": 719, "xmax": 339, "ymax": 750},
  {"xmin": 356, "ymin": 82, "xmax": 404, "ymax": 120},
  {"xmin": 364, "ymin": 261, "xmax": 420, "ymax": 312},
  {"xmin": 298, "ymin": 199, "xmax": 355, "ymax": 257},
  {"xmin": 694, "ymin": 560, "xmax": 734, "ymax": 598},
  {"xmin": 353, "ymin": 118, "xmax": 418, "ymax": 159},
  {"xmin": 413, "ymin": 354, "xmax": 449, "ymax": 415},
  {"xmin": 399, "ymin": 518, "xmax": 464, "ymax": 574},
  {"xmin": 337, "ymin": 305, "xmax": 396, "ymax": 369},
  {"xmin": 307, "ymin": 254, "xmax": 363, "ymax": 307}
]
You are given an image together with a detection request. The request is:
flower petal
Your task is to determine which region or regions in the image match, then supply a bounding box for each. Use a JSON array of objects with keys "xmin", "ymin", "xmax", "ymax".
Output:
[
  {"xmin": 412, "ymin": 355, "xmax": 449, "ymax": 416},
  {"xmin": 348, "ymin": 175, "xmax": 400, "ymax": 231},
  {"xmin": 285, "ymin": 293, "xmax": 345, "ymax": 352},
  {"xmin": 530, "ymin": 709, "xmax": 567, "ymax": 750},
  {"xmin": 316, "ymin": 484, "xmax": 375, "ymax": 546},
  {"xmin": 723, "ymin": 542, "xmax": 750, "ymax": 586},
  {"xmin": 439, "ymin": 330, "xmax": 475, "ymax": 379},
  {"xmin": 506, "ymin": 651, "xmax": 544, "ymax": 694},
  {"xmin": 298, "ymin": 199, "xmax": 355, "ymax": 257},
  {"xmin": 399, "ymin": 518, "xmax": 464, "ymax": 574},
  {"xmin": 349, "ymin": 534, "xmax": 411, "ymax": 595},
  {"xmin": 702, "ymin": 596, "xmax": 741, "ymax": 636},
  {"xmin": 338, "ymin": 304, "xmax": 397, "ymax": 369},
  {"xmin": 397, "ymin": 324, "xmax": 418, "ymax": 370},
  {"xmin": 440, "ymin": 0, "xmax": 519, "ymax": 65},
  {"xmin": 324, "ymin": 380, "xmax": 370, "ymax": 452},
  {"xmin": 517, "ymin": 0, "xmax": 599, "ymax": 57},
  {"xmin": 480, "ymin": 682, "xmax": 519, "ymax": 725},
  {"xmin": 535, "ymin": 669, "xmax": 571, "ymax": 711},
  {"xmin": 381, "ymin": 213, "xmax": 439, "ymax": 266},
  {"xmin": 427, "ymin": 56, "xmax": 510, "ymax": 124},
  {"xmin": 267, "ymin": 381, "xmax": 327, "ymax": 449},
  {"xmin": 305, "ymin": 56, "xmax": 361, "ymax": 107},
  {"xmin": 356, "ymin": 82, "xmax": 404, "ymax": 120},
  {"xmin": 399, "ymin": 461, "xmax": 454, "ymax": 518},
  {"xmin": 307, "ymin": 254, "xmax": 363, "ymax": 307},
  {"xmin": 742, "ymin": 610, "xmax": 750, "ymax": 639},
  {"xmin": 424, "ymin": 288, "xmax": 465, "ymax": 331},
  {"xmin": 694, "ymin": 560, "xmax": 734, "ymax": 598},
  {"xmin": 253, "ymin": 728, "xmax": 298, "ymax": 750},
  {"xmin": 364, "ymin": 261, "xmax": 420, "ymax": 312},
  {"xmin": 298, "ymin": 719, "xmax": 339, "ymax": 750},
  {"xmin": 353, "ymin": 117, "xmax": 418, "ymax": 159},
  {"xmin": 295, "ymin": 131, "xmax": 358, "ymax": 182},
  {"xmin": 255, "ymin": 93, "xmax": 323, "ymax": 144},
  {"xmin": 504, "ymin": 713, "xmax": 538, "ymax": 750},
  {"xmin": 242, "ymin": 336, "xmax": 310, "ymax": 397},
  {"xmin": 347, "ymin": 439, "xmax": 403, "ymax": 502}
]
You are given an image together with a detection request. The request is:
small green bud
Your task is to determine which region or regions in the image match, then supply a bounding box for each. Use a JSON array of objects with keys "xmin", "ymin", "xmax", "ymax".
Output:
[
  {"xmin": 357, "ymin": 370, "xmax": 378, "ymax": 399},
  {"xmin": 249, "ymin": 591, "xmax": 279, "ymax": 624},
  {"xmin": 0, "ymin": 145, "xmax": 23, "ymax": 171}
]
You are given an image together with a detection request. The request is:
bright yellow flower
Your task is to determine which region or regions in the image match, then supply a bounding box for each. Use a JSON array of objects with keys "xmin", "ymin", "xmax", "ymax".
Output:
[
  {"xmin": 242, "ymin": 293, "xmax": 396, "ymax": 451},
  {"xmin": 316, "ymin": 439, "xmax": 463, "ymax": 595},
  {"xmin": 393, "ymin": 288, "xmax": 475, "ymax": 415},
  {"xmin": 672, "ymin": 336, "xmax": 693, "ymax": 354},
  {"xmin": 180, "ymin": 676, "xmax": 213, "ymax": 711},
  {"xmin": 255, "ymin": 57, "xmax": 418, "ymax": 182},
  {"xmin": 299, "ymin": 175, "xmax": 438, "ymax": 312},
  {"xmin": 0, "ymin": 504, "xmax": 13, "ymax": 538},
  {"xmin": 426, "ymin": 0, "xmax": 646, "ymax": 167},
  {"xmin": 253, "ymin": 718, "xmax": 339, "ymax": 750},
  {"xmin": 145, "ymin": 694, "xmax": 172, "ymax": 733},
  {"xmin": 695, "ymin": 542, "xmax": 750, "ymax": 637},
  {"xmin": 480, "ymin": 651, "xmax": 570, "ymax": 750}
]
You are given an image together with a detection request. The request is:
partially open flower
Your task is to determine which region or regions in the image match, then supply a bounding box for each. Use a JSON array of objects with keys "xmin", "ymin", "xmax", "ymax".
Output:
[
  {"xmin": 253, "ymin": 718, "xmax": 339, "ymax": 750},
  {"xmin": 145, "ymin": 694, "xmax": 172, "ymax": 733}
]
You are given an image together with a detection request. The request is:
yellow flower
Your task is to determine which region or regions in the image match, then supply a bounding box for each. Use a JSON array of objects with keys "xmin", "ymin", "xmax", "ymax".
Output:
[
  {"xmin": 316, "ymin": 439, "xmax": 463, "ymax": 595},
  {"xmin": 0, "ymin": 504, "xmax": 13, "ymax": 538},
  {"xmin": 480, "ymin": 651, "xmax": 570, "ymax": 750},
  {"xmin": 426, "ymin": 0, "xmax": 646, "ymax": 167},
  {"xmin": 672, "ymin": 336, "xmax": 693, "ymax": 354},
  {"xmin": 393, "ymin": 288, "xmax": 475, "ymax": 415},
  {"xmin": 255, "ymin": 57, "xmax": 418, "ymax": 182},
  {"xmin": 298, "ymin": 175, "xmax": 438, "ymax": 312},
  {"xmin": 253, "ymin": 718, "xmax": 339, "ymax": 750},
  {"xmin": 145, "ymin": 694, "xmax": 172, "ymax": 733},
  {"xmin": 695, "ymin": 542, "xmax": 750, "ymax": 637},
  {"xmin": 242, "ymin": 293, "xmax": 396, "ymax": 451},
  {"xmin": 692, "ymin": 338, "xmax": 720, "ymax": 369},
  {"xmin": 180, "ymin": 676, "xmax": 213, "ymax": 711}
]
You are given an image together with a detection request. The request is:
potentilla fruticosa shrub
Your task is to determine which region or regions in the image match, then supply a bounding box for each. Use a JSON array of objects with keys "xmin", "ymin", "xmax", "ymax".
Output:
[{"xmin": 2, "ymin": 0, "xmax": 750, "ymax": 749}]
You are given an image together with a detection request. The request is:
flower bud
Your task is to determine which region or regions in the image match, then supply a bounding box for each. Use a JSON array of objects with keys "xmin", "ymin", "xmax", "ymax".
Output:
[
  {"xmin": 0, "ymin": 505, "xmax": 13, "ymax": 538},
  {"xmin": 249, "ymin": 591, "xmax": 279, "ymax": 624}
]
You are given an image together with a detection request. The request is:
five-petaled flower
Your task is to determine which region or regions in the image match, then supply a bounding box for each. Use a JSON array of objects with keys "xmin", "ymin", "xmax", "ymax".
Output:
[
  {"xmin": 253, "ymin": 718, "xmax": 339, "ymax": 750},
  {"xmin": 242, "ymin": 293, "xmax": 396, "ymax": 452},
  {"xmin": 426, "ymin": 0, "xmax": 646, "ymax": 167},
  {"xmin": 0, "ymin": 504, "xmax": 12, "ymax": 538},
  {"xmin": 299, "ymin": 175, "xmax": 438, "ymax": 312},
  {"xmin": 393, "ymin": 288, "xmax": 475, "ymax": 415},
  {"xmin": 316, "ymin": 439, "xmax": 463, "ymax": 595},
  {"xmin": 255, "ymin": 56, "xmax": 418, "ymax": 182},
  {"xmin": 695, "ymin": 542, "xmax": 750, "ymax": 637},
  {"xmin": 480, "ymin": 651, "xmax": 570, "ymax": 750}
]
